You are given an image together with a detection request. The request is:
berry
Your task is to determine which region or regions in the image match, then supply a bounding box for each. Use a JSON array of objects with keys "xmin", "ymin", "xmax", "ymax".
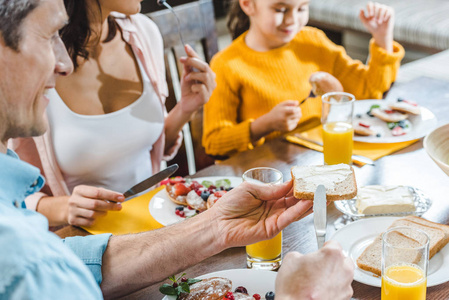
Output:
[
  {"xmin": 391, "ymin": 126, "xmax": 406, "ymax": 136},
  {"xmin": 384, "ymin": 109, "xmax": 394, "ymax": 114},
  {"xmin": 265, "ymin": 291, "xmax": 275, "ymax": 300},
  {"xmin": 214, "ymin": 190, "xmax": 227, "ymax": 198},
  {"xmin": 189, "ymin": 180, "xmax": 203, "ymax": 190},
  {"xmin": 397, "ymin": 98, "xmax": 404, "ymax": 102},
  {"xmin": 223, "ymin": 292, "xmax": 234, "ymax": 300},
  {"xmin": 234, "ymin": 286, "xmax": 248, "ymax": 294},
  {"xmin": 201, "ymin": 190, "xmax": 211, "ymax": 201},
  {"xmin": 160, "ymin": 178, "xmax": 170, "ymax": 186},
  {"xmin": 376, "ymin": 133, "xmax": 381, "ymax": 138},
  {"xmin": 172, "ymin": 282, "xmax": 178, "ymax": 288},
  {"xmin": 355, "ymin": 113, "xmax": 362, "ymax": 118},
  {"xmin": 253, "ymin": 294, "xmax": 261, "ymax": 300},
  {"xmin": 187, "ymin": 206, "xmax": 194, "ymax": 210},
  {"xmin": 175, "ymin": 206, "xmax": 184, "ymax": 211},
  {"xmin": 195, "ymin": 189, "xmax": 202, "ymax": 196},
  {"xmin": 173, "ymin": 183, "xmax": 191, "ymax": 196},
  {"xmin": 226, "ymin": 187, "xmax": 233, "ymax": 191},
  {"xmin": 178, "ymin": 211, "xmax": 185, "ymax": 218},
  {"xmin": 208, "ymin": 185, "xmax": 217, "ymax": 191},
  {"xmin": 181, "ymin": 277, "xmax": 187, "ymax": 282},
  {"xmin": 358, "ymin": 122, "xmax": 370, "ymax": 128},
  {"xmin": 169, "ymin": 176, "xmax": 185, "ymax": 185}
]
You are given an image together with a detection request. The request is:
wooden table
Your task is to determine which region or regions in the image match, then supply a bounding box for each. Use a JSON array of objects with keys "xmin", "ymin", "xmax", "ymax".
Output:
[{"xmin": 57, "ymin": 77, "xmax": 449, "ymax": 299}]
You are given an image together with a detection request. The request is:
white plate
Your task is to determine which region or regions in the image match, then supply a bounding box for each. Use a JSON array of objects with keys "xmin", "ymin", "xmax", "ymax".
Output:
[
  {"xmin": 329, "ymin": 217, "xmax": 449, "ymax": 287},
  {"xmin": 149, "ymin": 176, "xmax": 242, "ymax": 226},
  {"xmin": 353, "ymin": 100, "xmax": 437, "ymax": 143},
  {"xmin": 162, "ymin": 269, "xmax": 276, "ymax": 300}
]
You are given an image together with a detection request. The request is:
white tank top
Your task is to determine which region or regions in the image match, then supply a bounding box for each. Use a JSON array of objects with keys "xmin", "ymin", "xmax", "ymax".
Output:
[{"xmin": 47, "ymin": 56, "xmax": 164, "ymax": 194}]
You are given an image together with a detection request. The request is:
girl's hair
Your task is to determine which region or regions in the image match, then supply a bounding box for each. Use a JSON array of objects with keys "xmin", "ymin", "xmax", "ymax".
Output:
[
  {"xmin": 227, "ymin": 0, "xmax": 250, "ymax": 40},
  {"xmin": 60, "ymin": 0, "xmax": 118, "ymax": 70}
]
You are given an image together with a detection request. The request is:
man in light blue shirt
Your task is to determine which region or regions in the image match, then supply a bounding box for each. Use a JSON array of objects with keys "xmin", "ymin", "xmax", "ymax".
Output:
[{"xmin": 0, "ymin": 0, "xmax": 354, "ymax": 299}]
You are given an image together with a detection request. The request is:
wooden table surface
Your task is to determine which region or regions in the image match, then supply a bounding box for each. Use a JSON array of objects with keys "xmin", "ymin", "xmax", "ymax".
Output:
[{"xmin": 57, "ymin": 77, "xmax": 449, "ymax": 299}]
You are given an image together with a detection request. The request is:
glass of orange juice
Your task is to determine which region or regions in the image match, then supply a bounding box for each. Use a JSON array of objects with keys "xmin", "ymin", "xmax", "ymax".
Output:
[
  {"xmin": 381, "ymin": 226, "xmax": 430, "ymax": 300},
  {"xmin": 243, "ymin": 167, "xmax": 283, "ymax": 271},
  {"xmin": 321, "ymin": 92, "xmax": 355, "ymax": 165}
]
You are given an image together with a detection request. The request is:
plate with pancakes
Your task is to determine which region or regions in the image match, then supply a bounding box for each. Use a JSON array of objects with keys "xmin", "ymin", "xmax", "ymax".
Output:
[
  {"xmin": 149, "ymin": 176, "xmax": 242, "ymax": 226},
  {"xmin": 353, "ymin": 99, "xmax": 437, "ymax": 143},
  {"xmin": 161, "ymin": 269, "xmax": 276, "ymax": 300}
]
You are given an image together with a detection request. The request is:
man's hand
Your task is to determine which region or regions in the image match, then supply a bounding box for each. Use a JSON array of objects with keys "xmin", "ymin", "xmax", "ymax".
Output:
[
  {"xmin": 359, "ymin": 2, "xmax": 394, "ymax": 52},
  {"xmin": 178, "ymin": 44, "xmax": 216, "ymax": 114},
  {"xmin": 67, "ymin": 185, "xmax": 124, "ymax": 227},
  {"xmin": 275, "ymin": 241, "xmax": 354, "ymax": 300},
  {"xmin": 265, "ymin": 100, "xmax": 302, "ymax": 132},
  {"xmin": 210, "ymin": 180, "xmax": 313, "ymax": 248}
]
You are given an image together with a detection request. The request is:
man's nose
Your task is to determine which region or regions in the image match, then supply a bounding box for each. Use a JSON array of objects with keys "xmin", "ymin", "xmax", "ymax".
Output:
[{"xmin": 54, "ymin": 37, "xmax": 73, "ymax": 77}]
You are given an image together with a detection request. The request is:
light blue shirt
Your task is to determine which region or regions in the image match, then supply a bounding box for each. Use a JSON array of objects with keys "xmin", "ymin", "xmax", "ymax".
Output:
[{"xmin": 0, "ymin": 150, "xmax": 111, "ymax": 299}]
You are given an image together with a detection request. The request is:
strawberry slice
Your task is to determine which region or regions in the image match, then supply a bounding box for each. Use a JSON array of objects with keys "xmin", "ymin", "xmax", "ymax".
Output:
[
  {"xmin": 391, "ymin": 126, "xmax": 406, "ymax": 136},
  {"xmin": 173, "ymin": 183, "xmax": 191, "ymax": 196},
  {"xmin": 160, "ymin": 178, "xmax": 170, "ymax": 186},
  {"xmin": 403, "ymin": 99, "xmax": 418, "ymax": 106},
  {"xmin": 214, "ymin": 190, "xmax": 227, "ymax": 198},
  {"xmin": 169, "ymin": 176, "xmax": 185, "ymax": 185},
  {"xmin": 384, "ymin": 109, "xmax": 394, "ymax": 114},
  {"xmin": 358, "ymin": 122, "xmax": 370, "ymax": 128}
]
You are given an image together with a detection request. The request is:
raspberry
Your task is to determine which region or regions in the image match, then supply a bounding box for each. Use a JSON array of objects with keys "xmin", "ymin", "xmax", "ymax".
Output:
[
  {"xmin": 223, "ymin": 292, "xmax": 234, "ymax": 300},
  {"xmin": 178, "ymin": 211, "xmax": 185, "ymax": 218},
  {"xmin": 253, "ymin": 294, "xmax": 261, "ymax": 300},
  {"xmin": 181, "ymin": 277, "xmax": 187, "ymax": 282},
  {"xmin": 172, "ymin": 282, "xmax": 178, "ymax": 288}
]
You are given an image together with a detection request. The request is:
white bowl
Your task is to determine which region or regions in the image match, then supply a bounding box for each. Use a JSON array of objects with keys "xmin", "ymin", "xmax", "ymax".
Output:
[{"xmin": 424, "ymin": 123, "xmax": 449, "ymax": 176}]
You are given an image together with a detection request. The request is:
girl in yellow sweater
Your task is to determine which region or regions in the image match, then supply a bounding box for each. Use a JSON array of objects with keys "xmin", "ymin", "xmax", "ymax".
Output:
[{"xmin": 203, "ymin": 0, "xmax": 404, "ymax": 157}]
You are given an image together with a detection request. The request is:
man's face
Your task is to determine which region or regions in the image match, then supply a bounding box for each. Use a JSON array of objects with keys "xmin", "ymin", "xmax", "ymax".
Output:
[{"xmin": 0, "ymin": 0, "xmax": 72, "ymax": 144}]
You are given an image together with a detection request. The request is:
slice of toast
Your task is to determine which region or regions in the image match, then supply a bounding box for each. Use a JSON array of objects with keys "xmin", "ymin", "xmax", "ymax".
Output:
[
  {"xmin": 357, "ymin": 231, "xmax": 421, "ymax": 276},
  {"xmin": 291, "ymin": 164, "xmax": 357, "ymax": 201}
]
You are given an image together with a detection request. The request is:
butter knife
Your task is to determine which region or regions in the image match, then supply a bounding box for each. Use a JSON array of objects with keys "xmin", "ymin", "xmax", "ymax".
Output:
[
  {"xmin": 292, "ymin": 133, "xmax": 375, "ymax": 166},
  {"xmin": 313, "ymin": 184, "xmax": 327, "ymax": 249},
  {"xmin": 123, "ymin": 164, "xmax": 179, "ymax": 201}
]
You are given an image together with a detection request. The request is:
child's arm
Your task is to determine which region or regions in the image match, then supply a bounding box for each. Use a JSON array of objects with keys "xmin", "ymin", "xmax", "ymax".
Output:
[
  {"xmin": 250, "ymin": 101, "xmax": 301, "ymax": 142},
  {"xmin": 359, "ymin": 2, "xmax": 394, "ymax": 52}
]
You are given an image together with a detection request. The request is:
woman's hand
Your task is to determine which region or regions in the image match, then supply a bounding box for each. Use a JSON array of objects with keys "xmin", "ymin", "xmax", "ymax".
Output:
[
  {"xmin": 359, "ymin": 2, "xmax": 394, "ymax": 52},
  {"xmin": 67, "ymin": 185, "xmax": 124, "ymax": 227},
  {"xmin": 178, "ymin": 44, "xmax": 216, "ymax": 114}
]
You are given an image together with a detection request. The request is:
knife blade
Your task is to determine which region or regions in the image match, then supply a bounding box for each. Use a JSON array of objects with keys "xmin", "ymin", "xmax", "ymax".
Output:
[
  {"xmin": 313, "ymin": 184, "xmax": 327, "ymax": 249},
  {"xmin": 123, "ymin": 164, "xmax": 179, "ymax": 201},
  {"xmin": 292, "ymin": 133, "xmax": 375, "ymax": 166}
]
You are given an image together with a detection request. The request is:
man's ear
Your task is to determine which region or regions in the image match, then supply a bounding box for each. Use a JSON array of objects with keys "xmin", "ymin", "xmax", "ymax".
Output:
[{"xmin": 239, "ymin": 0, "xmax": 256, "ymax": 16}]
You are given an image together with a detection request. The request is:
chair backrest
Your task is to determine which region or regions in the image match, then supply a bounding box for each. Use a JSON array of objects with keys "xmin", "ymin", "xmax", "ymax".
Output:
[{"xmin": 147, "ymin": 0, "xmax": 218, "ymax": 176}]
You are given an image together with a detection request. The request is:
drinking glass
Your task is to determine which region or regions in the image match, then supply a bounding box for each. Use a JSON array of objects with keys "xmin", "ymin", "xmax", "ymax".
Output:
[
  {"xmin": 243, "ymin": 167, "xmax": 283, "ymax": 271},
  {"xmin": 381, "ymin": 226, "xmax": 429, "ymax": 300},
  {"xmin": 321, "ymin": 92, "xmax": 355, "ymax": 165}
]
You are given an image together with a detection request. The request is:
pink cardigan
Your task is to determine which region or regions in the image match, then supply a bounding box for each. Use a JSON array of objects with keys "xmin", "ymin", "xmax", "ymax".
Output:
[{"xmin": 9, "ymin": 13, "xmax": 182, "ymax": 210}]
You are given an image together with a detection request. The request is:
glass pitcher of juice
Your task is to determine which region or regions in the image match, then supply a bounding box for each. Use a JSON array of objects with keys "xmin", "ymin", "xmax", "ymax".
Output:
[{"xmin": 321, "ymin": 92, "xmax": 355, "ymax": 165}]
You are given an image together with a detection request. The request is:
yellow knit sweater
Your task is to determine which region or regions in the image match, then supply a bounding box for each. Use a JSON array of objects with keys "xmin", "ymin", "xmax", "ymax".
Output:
[{"xmin": 203, "ymin": 27, "xmax": 405, "ymax": 157}]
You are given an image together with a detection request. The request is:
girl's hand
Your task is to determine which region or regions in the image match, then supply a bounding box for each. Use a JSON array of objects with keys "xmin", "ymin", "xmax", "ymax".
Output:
[
  {"xmin": 266, "ymin": 100, "xmax": 302, "ymax": 132},
  {"xmin": 359, "ymin": 2, "xmax": 394, "ymax": 52},
  {"xmin": 179, "ymin": 44, "xmax": 216, "ymax": 114},
  {"xmin": 67, "ymin": 185, "xmax": 124, "ymax": 227}
]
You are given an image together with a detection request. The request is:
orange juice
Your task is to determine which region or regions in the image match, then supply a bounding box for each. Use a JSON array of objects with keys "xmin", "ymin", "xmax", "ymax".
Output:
[
  {"xmin": 381, "ymin": 264, "xmax": 427, "ymax": 300},
  {"xmin": 322, "ymin": 121, "xmax": 353, "ymax": 165},
  {"xmin": 246, "ymin": 232, "xmax": 282, "ymax": 260}
]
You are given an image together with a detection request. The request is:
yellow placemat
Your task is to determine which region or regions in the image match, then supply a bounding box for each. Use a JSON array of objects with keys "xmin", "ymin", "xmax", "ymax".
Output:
[
  {"xmin": 286, "ymin": 125, "xmax": 418, "ymax": 161},
  {"xmin": 82, "ymin": 186, "xmax": 165, "ymax": 235}
]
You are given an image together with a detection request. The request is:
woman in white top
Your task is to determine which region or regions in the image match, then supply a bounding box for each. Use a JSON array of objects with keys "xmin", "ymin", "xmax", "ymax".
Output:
[{"xmin": 11, "ymin": 0, "xmax": 216, "ymax": 227}]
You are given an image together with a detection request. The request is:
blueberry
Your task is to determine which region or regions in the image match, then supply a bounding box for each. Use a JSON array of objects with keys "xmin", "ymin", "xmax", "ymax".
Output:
[
  {"xmin": 226, "ymin": 187, "xmax": 233, "ymax": 191},
  {"xmin": 265, "ymin": 291, "xmax": 275, "ymax": 300},
  {"xmin": 397, "ymin": 98, "xmax": 404, "ymax": 102},
  {"xmin": 356, "ymin": 113, "xmax": 362, "ymax": 118},
  {"xmin": 176, "ymin": 206, "xmax": 184, "ymax": 211},
  {"xmin": 200, "ymin": 190, "xmax": 210, "ymax": 201},
  {"xmin": 235, "ymin": 286, "xmax": 248, "ymax": 294},
  {"xmin": 376, "ymin": 133, "xmax": 381, "ymax": 138}
]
